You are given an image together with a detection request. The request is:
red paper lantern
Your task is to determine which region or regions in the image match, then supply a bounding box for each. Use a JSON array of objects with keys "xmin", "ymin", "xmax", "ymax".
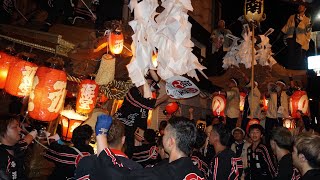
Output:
[
  {"xmin": 290, "ymin": 91, "xmax": 309, "ymax": 118},
  {"xmin": 0, "ymin": 52, "xmax": 18, "ymax": 89},
  {"xmin": 4, "ymin": 59, "xmax": 38, "ymax": 97},
  {"xmin": 246, "ymin": 119, "xmax": 260, "ymax": 133},
  {"xmin": 109, "ymin": 29, "xmax": 124, "ymax": 55},
  {"xmin": 212, "ymin": 94, "xmax": 226, "ymax": 116},
  {"xmin": 60, "ymin": 110, "xmax": 88, "ymax": 141},
  {"xmin": 28, "ymin": 66, "xmax": 67, "ymax": 121},
  {"xmin": 164, "ymin": 102, "xmax": 179, "ymax": 115},
  {"xmin": 239, "ymin": 92, "xmax": 247, "ymax": 112},
  {"xmin": 76, "ymin": 79, "xmax": 99, "ymax": 115}
]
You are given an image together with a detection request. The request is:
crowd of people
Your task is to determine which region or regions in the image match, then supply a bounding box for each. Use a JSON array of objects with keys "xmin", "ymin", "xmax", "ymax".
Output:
[
  {"xmin": 1, "ymin": 104, "xmax": 320, "ymax": 179},
  {"xmin": 1, "ymin": 59, "xmax": 320, "ymax": 180}
]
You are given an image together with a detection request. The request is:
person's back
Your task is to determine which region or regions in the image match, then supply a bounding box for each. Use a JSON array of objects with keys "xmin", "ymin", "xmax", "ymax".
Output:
[
  {"xmin": 191, "ymin": 130, "xmax": 209, "ymax": 178},
  {"xmin": 46, "ymin": 143, "xmax": 93, "ymax": 179},
  {"xmin": 132, "ymin": 129, "xmax": 159, "ymax": 167},
  {"xmin": 45, "ymin": 125, "xmax": 94, "ymax": 180},
  {"xmin": 208, "ymin": 123, "xmax": 243, "ymax": 180},
  {"xmin": 270, "ymin": 127, "xmax": 299, "ymax": 180},
  {"xmin": 209, "ymin": 148, "xmax": 242, "ymax": 180}
]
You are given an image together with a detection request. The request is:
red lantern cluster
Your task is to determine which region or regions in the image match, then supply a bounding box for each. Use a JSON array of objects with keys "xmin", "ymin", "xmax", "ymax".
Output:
[
  {"xmin": 28, "ymin": 66, "xmax": 67, "ymax": 121},
  {"xmin": 76, "ymin": 79, "xmax": 99, "ymax": 115},
  {"xmin": 0, "ymin": 52, "xmax": 18, "ymax": 89},
  {"xmin": 212, "ymin": 94, "xmax": 226, "ymax": 117},
  {"xmin": 290, "ymin": 91, "xmax": 309, "ymax": 118}
]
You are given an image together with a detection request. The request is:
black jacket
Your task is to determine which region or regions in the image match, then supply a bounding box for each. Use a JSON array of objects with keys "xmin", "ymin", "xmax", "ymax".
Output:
[{"xmin": 78, "ymin": 148, "xmax": 204, "ymax": 180}]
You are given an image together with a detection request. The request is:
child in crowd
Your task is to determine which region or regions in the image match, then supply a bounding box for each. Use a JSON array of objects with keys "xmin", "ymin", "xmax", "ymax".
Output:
[
  {"xmin": 247, "ymin": 124, "xmax": 277, "ymax": 180},
  {"xmin": 231, "ymin": 127, "xmax": 252, "ymax": 180},
  {"xmin": 231, "ymin": 127, "xmax": 246, "ymax": 157}
]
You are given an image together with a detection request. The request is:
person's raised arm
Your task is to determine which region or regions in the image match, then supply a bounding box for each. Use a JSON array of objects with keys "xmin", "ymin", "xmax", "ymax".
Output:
[
  {"xmin": 23, "ymin": 130, "xmax": 37, "ymax": 145},
  {"xmin": 95, "ymin": 114, "xmax": 113, "ymax": 155}
]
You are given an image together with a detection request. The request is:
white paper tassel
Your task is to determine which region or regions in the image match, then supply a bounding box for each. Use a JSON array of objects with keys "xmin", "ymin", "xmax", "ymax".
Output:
[
  {"xmin": 126, "ymin": 0, "xmax": 206, "ymax": 98},
  {"xmin": 96, "ymin": 54, "xmax": 115, "ymax": 85},
  {"xmin": 222, "ymin": 26, "xmax": 276, "ymax": 69}
]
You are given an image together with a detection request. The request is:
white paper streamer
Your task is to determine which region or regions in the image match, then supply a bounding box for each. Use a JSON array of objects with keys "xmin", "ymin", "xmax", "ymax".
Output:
[
  {"xmin": 127, "ymin": 0, "xmax": 206, "ymax": 98},
  {"xmin": 222, "ymin": 26, "xmax": 275, "ymax": 69}
]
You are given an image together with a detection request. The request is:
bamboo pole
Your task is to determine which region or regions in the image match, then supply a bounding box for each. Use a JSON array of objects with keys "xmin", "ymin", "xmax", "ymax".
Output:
[{"xmin": 251, "ymin": 23, "xmax": 255, "ymax": 120}]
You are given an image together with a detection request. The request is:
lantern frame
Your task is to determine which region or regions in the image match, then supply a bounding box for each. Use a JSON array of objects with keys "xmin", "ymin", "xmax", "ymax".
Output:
[{"xmin": 60, "ymin": 110, "xmax": 88, "ymax": 141}]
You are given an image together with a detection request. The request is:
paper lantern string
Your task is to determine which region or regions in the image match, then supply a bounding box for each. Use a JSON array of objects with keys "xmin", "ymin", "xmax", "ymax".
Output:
[{"xmin": 99, "ymin": 80, "xmax": 133, "ymax": 100}]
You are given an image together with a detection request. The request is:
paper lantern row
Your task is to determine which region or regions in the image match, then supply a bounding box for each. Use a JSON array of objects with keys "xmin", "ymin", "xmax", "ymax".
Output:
[
  {"xmin": 0, "ymin": 52, "xmax": 100, "ymax": 122},
  {"xmin": 211, "ymin": 90, "xmax": 309, "ymax": 119}
]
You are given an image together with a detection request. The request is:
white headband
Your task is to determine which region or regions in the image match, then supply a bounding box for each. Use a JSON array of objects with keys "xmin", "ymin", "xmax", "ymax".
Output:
[
  {"xmin": 276, "ymin": 81, "xmax": 286, "ymax": 86},
  {"xmin": 231, "ymin": 79, "xmax": 238, "ymax": 86}
]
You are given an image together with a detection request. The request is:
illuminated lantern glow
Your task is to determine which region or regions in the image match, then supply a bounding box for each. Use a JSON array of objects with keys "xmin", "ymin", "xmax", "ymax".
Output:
[
  {"xmin": 147, "ymin": 110, "xmax": 153, "ymax": 128},
  {"xmin": 0, "ymin": 52, "xmax": 18, "ymax": 89},
  {"xmin": 76, "ymin": 79, "xmax": 99, "ymax": 115},
  {"xmin": 246, "ymin": 118, "xmax": 260, "ymax": 133},
  {"xmin": 263, "ymin": 97, "xmax": 269, "ymax": 111},
  {"xmin": 244, "ymin": 0, "xmax": 265, "ymax": 22},
  {"xmin": 116, "ymin": 100, "xmax": 124, "ymax": 110},
  {"xmin": 28, "ymin": 66, "xmax": 67, "ymax": 121},
  {"xmin": 239, "ymin": 92, "xmax": 247, "ymax": 112},
  {"xmin": 283, "ymin": 118, "xmax": 295, "ymax": 130},
  {"xmin": 290, "ymin": 91, "xmax": 309, "ymax": 118},
  {"xmin": 152, "ymin": 52, "xmax": 158, "ymax": 68},
  {"xmin": 60, "ymin": 109, "xmax": 88, "ymax": 141},
  {"xmin": 109, "ymin": 29, "xmax": 124, "ymax": 55},
  {"xmin": 212, "ymin": 94, "xmax": 226, "ymax": 117},
  {"xmin": 4, "ymin": 59, "xmax": 38, "ymax": 97},
  {"xmin": 163, "ymin": 102, "xmax": 179, "ymax": 115}
]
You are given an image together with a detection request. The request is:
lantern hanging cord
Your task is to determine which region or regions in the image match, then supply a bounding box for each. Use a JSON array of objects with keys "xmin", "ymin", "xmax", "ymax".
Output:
[
  {"xmin": 123, "ymin": 44, "xmax": 132, "ymax": 53},
  {"xmin": 20, "ymin": 115, "xmax": 50, "ymax": 150},
  {"xmin": 67, "ymin": 74, "xmax": 82, "ymax": 83},
  {"xmin": 100, "ymin": 80, "xmax": 133, "ymax": 100}
]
